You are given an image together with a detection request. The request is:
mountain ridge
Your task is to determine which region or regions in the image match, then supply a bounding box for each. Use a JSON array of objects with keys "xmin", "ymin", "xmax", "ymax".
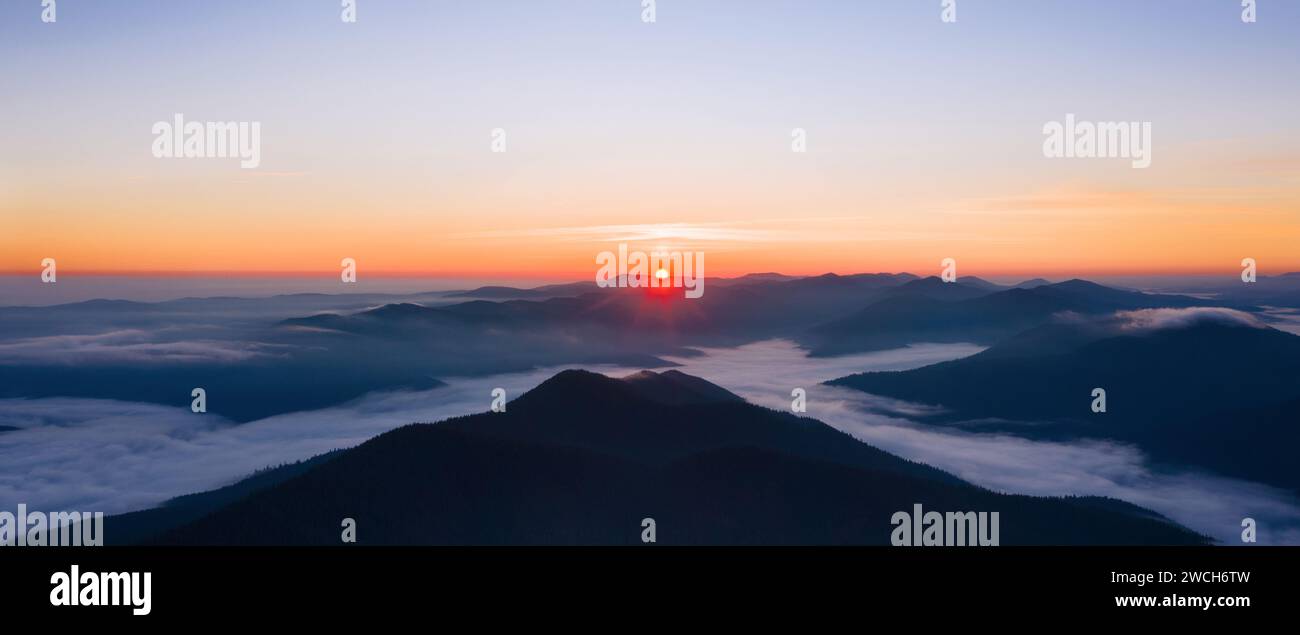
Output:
[{"xmin": 134, "ymin": 369, "xmax": 1206, "ymax": 545}]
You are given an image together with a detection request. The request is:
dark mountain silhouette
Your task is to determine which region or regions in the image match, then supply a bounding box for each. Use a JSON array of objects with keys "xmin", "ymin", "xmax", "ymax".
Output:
[
  {"xmin": 718, "ymin": 272, "xmax": 806, "ymax": 284},
  {"xmin": 442, "ymin": 273, "xmax": 911, "ymax": 299},
  {"xmin": 955, "ymin": 276, "xmax": 1008, "ymax": 291},
  {"xmin": 288, "ymin": 273, "xmax": 924, "ymax": 337},
  {"xmin": 444, "ymin": 274, "xmax": 819, "ymax": 299},
  {"xmin": 0, "ymin": 272, "xmax": 934, "ymax": 420},
  {"xmin": 887, "ymin": 276, "xmax": 997, "ymax": 301},
  {"xmin": 802, "ymin": 279, "xmax": 1208, "ymax": 355},
  {"xmin": 620, "ymin": 369, "xmax": 746, "ymax": 405},
  {"xmin": 828, "ymin": 317, "xmax": 1300, "ymax": 493},
  {"xmin": 446, "ymin": 285, "xmax": 545, "ymax": 299},
  {"xmin": 0, "ymin": 274, "xmax": 1221, "ymax": 423},
  {"xmin": 106, "ymin": 451, "xmax": 344, "ymax": 544},
  {"xmin": 1025, "ymin": 279, "xmax": 1204, "ymax": 311},
  {"xmin": 1014, "ymin": 278, "xmax": 1053, "ymax": 289},
  {"xmin": 1156, "ymin": 272, "xmax": 1300, "ymax": 308},
  {"xmin": 1163, "ymin": 397, "xmax": 1300, "ymax": 494},
  {"xmin": 0, "ymin": 356, "xmax": 448, "ymax": 423},
  {"xmin": 444, "ymin": 281, "xmax": 598, "ymax": 299},
  {"xmin": 143, "ymin": 370, "xmax": 1204, "ymax": 545}
]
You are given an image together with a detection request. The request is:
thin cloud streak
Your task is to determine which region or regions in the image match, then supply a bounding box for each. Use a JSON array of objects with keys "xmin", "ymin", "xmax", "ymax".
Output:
[{"xmin": 451, "ymin": 221, "xmax": 985, "ymax": 245}]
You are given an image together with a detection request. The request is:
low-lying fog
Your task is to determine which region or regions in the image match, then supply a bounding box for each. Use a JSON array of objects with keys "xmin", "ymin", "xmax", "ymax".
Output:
[{"xmin": 3, "ymin": 339, "xmax": 1296, "ymax": 544}]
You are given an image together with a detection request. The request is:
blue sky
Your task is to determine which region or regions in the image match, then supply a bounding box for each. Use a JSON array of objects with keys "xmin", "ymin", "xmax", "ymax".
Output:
[{"xmin": 2, "ymin": 1, "xmax": 1298, "ymax": 278}]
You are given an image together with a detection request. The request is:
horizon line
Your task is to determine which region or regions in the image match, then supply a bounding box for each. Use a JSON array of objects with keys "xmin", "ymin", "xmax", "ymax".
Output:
[{"xmin": 0, "ymin": 268, "xmax": 1290, "ymax": 280}]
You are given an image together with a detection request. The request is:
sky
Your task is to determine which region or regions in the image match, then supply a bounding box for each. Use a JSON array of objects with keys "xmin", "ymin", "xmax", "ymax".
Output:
[{"xmin": 2, "ymin": 0, "xmax": 1299, "ymax": 282}]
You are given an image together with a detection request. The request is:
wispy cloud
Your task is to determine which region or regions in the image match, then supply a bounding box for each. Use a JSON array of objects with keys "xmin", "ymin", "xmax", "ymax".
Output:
[
  {"xmin": 958, "ymin": 183, "xmax": 1300, "ymax": 217},
  {"xmin": 452, "ymin": 219, "xmax": 987, "ymax": 246},
  {"xmin": 0, "ymin": 330, "xmax": 282, "ymax": 364},
  {"xmin": 1114, "ymin": 307, "xmax": 1265, "ymax": 332}
]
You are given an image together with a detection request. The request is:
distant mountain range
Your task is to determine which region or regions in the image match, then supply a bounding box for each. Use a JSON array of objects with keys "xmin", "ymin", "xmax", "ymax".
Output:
[
  {"xmin": 1152, "ymin": 272, "xmax": 1300, "ymax": 308},
  {"xmin": 828, "ymin": 314, "xmax": 1300, "ymax": 494},
  {"xmin": 111, "ymin": 370, "xmax": 1204, "ymax": 545},
  {"xmin": 9, "ymin": 271, "xmax": 1294, "ymax": 545},
  {"xmin": 2, "ymin": 271, "xmax": 1295, "ymax": 422},
  {"xmin": 800, "ymin": 279, "xmax": 1208, "ymax": 355}
]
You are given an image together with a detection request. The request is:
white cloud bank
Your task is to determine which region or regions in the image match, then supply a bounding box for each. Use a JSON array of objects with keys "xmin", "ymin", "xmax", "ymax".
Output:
[
  {"xmin": 1115, "ymin": 307, "xmax": 1265, "ymax": 332},
  {"xmin": 3, "ymin": 338, "xmax": 1298, "ymax": 545}
]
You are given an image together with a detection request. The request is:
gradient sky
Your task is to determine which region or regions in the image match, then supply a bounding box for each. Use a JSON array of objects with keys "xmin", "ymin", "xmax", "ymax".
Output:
[{"xmin": 2, "ymin": 0, "xmax": 1299, "ymax": 280}]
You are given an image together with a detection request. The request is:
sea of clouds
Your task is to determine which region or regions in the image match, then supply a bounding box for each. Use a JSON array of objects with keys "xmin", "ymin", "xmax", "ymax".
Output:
[{"xmin": 3, "ymin": 322, "xmax": 1298, "ymax": 544}]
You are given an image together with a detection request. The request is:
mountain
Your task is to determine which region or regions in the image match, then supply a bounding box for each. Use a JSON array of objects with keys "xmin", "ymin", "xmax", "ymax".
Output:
[
  {"xmin": 1159, "ymin": 396, "xmax": 1300, "ymax": 495},
  {"xmin": 276, "ymin": 272, "xmax": 930, "ymax": 366},
  {"xmin": 1153, "ymin": 272, "xmax": 1300, "ymax": 308},
  {"xmin": 0, "ymin": 273, "xmax": 1214, "ymax": 423},
  {"xmin": 140, "ymin": 370, "xmax": 1205, "ymax": 545},
  {"xmin": 714, "ymin": 272, "xmax": 805, "ymax": 285},
  {"xmin": 0, "ymin": 354, "xmax": 449, "ymax": 424},
  {"xmin": 1014, "ymin": 278, "xmax": 1053, "ymax": 289},
  {"xmin": 888, "ymin": 276, "xmax": 998, "ymax": 301},
  {"xmin": 444, "ymin": 274, "xmax": 816, "ymax": 298},
  {"xmin": 443, "ymin": 281, "xmax": 598, "ymax": 299},
  {"xmin": 2, "ymin": 272, "xmax": 926, "ymax": 421},
  {"xmin": 1024, "ymin": 279, "xmax": 1204, "ymax": 311},
  {"xmin": 955, "ymin": 276, "xmax": 1009, "ymax": 291},
  {"xmin": 444, "ymin": 285, "xmax": 557, "ymax": 299},
  {"xmin": 828, "ymin": 314, "xmax": 1300, "ymax": 493},
  {"xmin": 290, "ymin": 273, "xmax": 924, "ymax": 337},
  {"xmin": 442, "ymin": 273, "xmax": 896, "ymax": 297},
  {"xmin": 801, "ymin": 279, "xmax": 1208, "ymax": 356},
  {"xmin": 620, "ymin": 369, "xmax": 746, "ymax": 406},
  {"xmin": 106, "ymin": 451, "xmax": 344, "ymax": 544}
]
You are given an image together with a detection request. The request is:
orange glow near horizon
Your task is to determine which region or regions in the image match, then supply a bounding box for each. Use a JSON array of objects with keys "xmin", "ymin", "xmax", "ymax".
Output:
[
  {"xmin": 6, "ymin": 0, "xmax": 1300, "ymax": 287},
  {"xmin": 5, "ymin": 148, "xmax": 1300, "ymax": 281}
]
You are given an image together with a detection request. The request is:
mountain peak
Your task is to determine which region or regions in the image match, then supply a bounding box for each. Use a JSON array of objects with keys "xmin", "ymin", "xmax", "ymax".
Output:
[
  {"xmin": 1015, "ymin": 278, "xmax": 1052, "ymax": 289},
  {"xmin": 955, "ymin": 276, "xmax": 1005, "ymax": 290},
  {"xmin": 621, "ymin": 369, "xmax": 745, "ymax": 405},
  {"xmin": 513, "ymin": 368, "xmax": 743, "ymax": 411},
  {"xmin": 1051, "ymin": 279, "xmax": 1109, "ymax": 291}
]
